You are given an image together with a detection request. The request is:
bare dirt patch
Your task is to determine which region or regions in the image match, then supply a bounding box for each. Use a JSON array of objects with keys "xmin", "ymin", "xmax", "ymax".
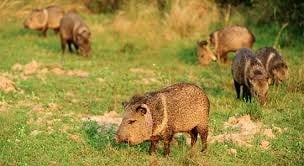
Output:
[
  {"xmin": 0, "ymin": 76, "xmax": 16, "ymax": 93},
  {"xmin": 208, "ymin": 115, "xmax": 285, "ymax": 148},
  {"xmin": 0, "ymin": 101, "xmax": 10, "ymax": 112},
  {"xmin": 82, "ymin": 111, "xmax": 122, "ymax": 129},
  {"xmin": 11, "ymin": 61, "xmax": 89, "ymax": 79},
  {"xmin": 130, "ymin": 68, "xmax": 160, "ymax": 85}
]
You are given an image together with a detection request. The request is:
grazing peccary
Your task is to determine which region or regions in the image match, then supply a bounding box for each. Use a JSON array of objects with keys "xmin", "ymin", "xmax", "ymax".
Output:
[
  {"xmin": 209, "ymin": 26, "xmax": 255, "ymax": 63},
  {"xmin": 197, "ymin": 40, "xmax": 217, "ymax": 65},
  {"xmin": 59, "ymin": 12, "xmax": 91, "ymax": 56},
  {"xmin": 24, "ymin": 5, "xmax": 64, "ymax": 37},
  {"xmin": 232, "ymin": 48, "xmax": 270, "ymax": 105},
  {"xmin": 256, "ymin": 47, "xmax": 288, "ymax": 85},
  {"xmin": 115, "ymin": 83, "xmax": 210, "ymax": 156}
]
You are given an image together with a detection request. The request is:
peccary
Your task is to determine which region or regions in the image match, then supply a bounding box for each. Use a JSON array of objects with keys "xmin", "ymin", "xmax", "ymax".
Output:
[
  {"xmin": 197, "ymin": 40, "xmax": 217, "ymax": 65},
  {"xmin": 24, "ymin": 5, "xmax": 64, "ymax": 37},
  {"xmin": 59, "ymin": 12, "xmax": 91, "ymax": 56},
  {"xmin": 256, "ymin": 47, "xmax": 288, "ymax": 85},
  {"xmin": 232, "ymin": 48, "xmax": 270, "ymax": 105},
  {"xmin": 115, "ymin": 83, "xmax": 210, "ymax": 156},
  {"xmin": 209, "ymin": 26, "xmax": 255, "ymax": 63}
]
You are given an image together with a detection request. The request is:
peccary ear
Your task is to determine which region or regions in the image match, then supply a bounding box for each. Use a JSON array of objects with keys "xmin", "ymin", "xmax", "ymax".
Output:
[
  {"xmin": 198, "ymin": 40, "xmax": 208, "ymax": 46},
  {"xmin": 136, "ymin": 104, "xmax": 148, "ymax": 115},
  {"xmin": 267, "ymin": 77, "xmax": 272, "ymax": 84},
  {"xmin": 248, "ymin": 77, "xmax": 255, "ymax": 85},
  {"xmin": 122, "ymin": 101, "xmax": 127, "ymax": 108}
]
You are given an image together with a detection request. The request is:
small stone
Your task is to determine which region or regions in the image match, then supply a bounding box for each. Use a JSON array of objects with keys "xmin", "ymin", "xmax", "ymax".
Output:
[
  {"xmin": 30, "ymin": 130, "xmax": 41, "ymax": 136},
  {"xmin": 227, "ymin": 148, "xmax": 237, "ymax": 155},
  {"xmin": 260, "ymin": 140, "xmax": 270, "ymax": 150}
]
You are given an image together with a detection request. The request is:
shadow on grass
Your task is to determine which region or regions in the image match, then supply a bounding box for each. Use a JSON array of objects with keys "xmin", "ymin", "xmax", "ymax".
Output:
[
  {"xmin": 82, "ymin": 121, "xmax": 150, "ymax": 153},
  {"xmin": 176, "ymin": 45, "xmax": 198, "ymax": 65}
]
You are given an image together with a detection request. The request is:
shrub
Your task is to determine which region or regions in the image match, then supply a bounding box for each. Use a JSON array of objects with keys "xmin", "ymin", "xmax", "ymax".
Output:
[{"xmin": 85, "ymin": 0, "xmax": 124, "ymax": 13}]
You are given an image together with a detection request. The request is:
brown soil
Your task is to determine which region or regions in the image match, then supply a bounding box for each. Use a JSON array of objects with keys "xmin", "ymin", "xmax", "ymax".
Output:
[
  {"xmin": 0, "ymin": 76, "xmax": 16, "ymax": 92},
  {"xmin": 82, "ymin": 111, "xmax": 122, "ymax": 129},
  {"xmin": 11, "ymin": 61, "xmax": 89, "ymax": 78}
]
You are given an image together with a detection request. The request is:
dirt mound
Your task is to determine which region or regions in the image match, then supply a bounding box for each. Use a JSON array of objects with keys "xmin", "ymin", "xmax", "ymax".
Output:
[
  {"xmin": 0, "ymin": 76, "xmax": 16, "ymax": 93},
  {"xmin": 130, "ymin": 68, "xmax": 160, "ymax": 85},
  {"xmin": 11, "ymin": 61, "xmax": 89, "ymax": 78},
  {"xmin": 82, "ymin": 111, "xmax": 122, "ymax": 129},
  {"xmin": 208, "ymin": 115, "xmax": 285, "ymax": 148},
  {"xmin": 0, "ymin": 101, "xmax": 10, "ymax": 112}
]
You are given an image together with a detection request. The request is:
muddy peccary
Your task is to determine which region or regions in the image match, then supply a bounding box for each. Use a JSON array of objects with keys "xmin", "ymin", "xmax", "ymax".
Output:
[
  {"xmin": 115, "ymin": 83, "xmax": 210, "ymax": 156},
  {"xmin": 197, "ymin": 40, "xmax": 217, "ymax": 65},
  {"xmin": 256, "ymin": 47, "xmax": 288, "ymax": 85},
  {"xmin": 232, "ymin": 48, "xmax": 270, "ymax": 105},
  {"xmin": 209, "ymin": 26, "xmax": 255, "ymax": 63},
  {"xmin": 59, "ymin": 12, "xmax": 91, "ymax": 56},
  {"xmin": 24, "ymin": 5, "xmax": 64, "ymax": 37}
]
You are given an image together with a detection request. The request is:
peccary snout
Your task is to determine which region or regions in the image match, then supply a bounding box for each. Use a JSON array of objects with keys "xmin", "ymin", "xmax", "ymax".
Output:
[
  {"xmin": 116, "ymin": 103, "xmax": 153, "ymax": 145},
  {"xmin": 197, "ymin": 40, "xmax": 217, "ymax": 65},
  {"xmin": 249, "ymin": 75, "xmax": 270, "ymax": 106}
]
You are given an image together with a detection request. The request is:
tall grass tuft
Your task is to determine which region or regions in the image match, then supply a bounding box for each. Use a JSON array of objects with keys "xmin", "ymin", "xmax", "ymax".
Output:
[{"xmin": 164, "ymin": 0, "xmax": 219, "ymax": 39}]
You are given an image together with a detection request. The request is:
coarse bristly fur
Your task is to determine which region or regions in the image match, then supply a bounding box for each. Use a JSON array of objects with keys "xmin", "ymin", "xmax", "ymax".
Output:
[
  {"xmin": 23, "ymin": 5, "xmax": 65, "ymax": 37},
  {"xmin": 209, "ymin": 25, "xmax": 255, "ymax": 63},
  {"xmin": 256, "ymin": 47, "xmax": 288, "ymax": 85},
  {"xmin": 197, "ymin": 40, "xmax": 217, "ymax": 65},
  {"xmin": 60, "ymin": 12, "xmax": 91, "ymax": 57},
  {"xmin": 116, "ymin": 83, "xmax": 210, "ymax": 156},
  {"xmin": 232, "ymin": 48, "xmax": 270, "ymax": 105}
]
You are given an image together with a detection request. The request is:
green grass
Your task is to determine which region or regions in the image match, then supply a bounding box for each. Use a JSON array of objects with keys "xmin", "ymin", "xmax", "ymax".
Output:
[{"xmin": 0, "ymin": 2, "xmax": 304, "ymax": 165}]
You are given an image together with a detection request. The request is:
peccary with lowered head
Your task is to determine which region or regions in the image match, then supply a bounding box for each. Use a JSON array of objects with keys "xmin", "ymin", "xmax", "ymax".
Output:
[
  {"xmin": 232, "ymin": 48, "xmax": 270, "ymax": 105},
  {"xmin": 115, "ymin": 83, "xmax": 210, "ymax": 156},
  {"xmin": 24, "ymin": 5, "xmax": 64, "ymax": 37},
  {"xmin": 59, "ymin": 12, "xmax": 91, "ymax": 56},
  {"xmin": 209, "ymin": 26, "xmax": 255, "ymax": 63},
  {"xmin": 256, "ymin": 47, "xmax": 288, "ymax": 85},
  {"xmin": 197, "ymin": 40, "xmax": 217, "ymax": 65}
]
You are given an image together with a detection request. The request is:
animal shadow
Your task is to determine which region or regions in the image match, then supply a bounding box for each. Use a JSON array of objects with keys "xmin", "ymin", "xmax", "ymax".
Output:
[
  {"xmin": 177, "ymin": 45, "xmax": 198, "ymax": 65},
  {"xmin": 82, "ymin": 121, "xmax": 150, "ymax": 153}
]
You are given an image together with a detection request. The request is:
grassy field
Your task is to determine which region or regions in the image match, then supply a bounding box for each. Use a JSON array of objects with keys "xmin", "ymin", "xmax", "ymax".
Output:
[{"xmin": 0, "ymin": 1, "xmax": 303, "ymax": 165}]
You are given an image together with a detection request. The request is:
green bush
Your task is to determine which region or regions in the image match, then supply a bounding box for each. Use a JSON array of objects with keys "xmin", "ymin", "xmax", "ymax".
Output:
[
  {"xmin": 85, "ymin": 0, "xmax": 124, "ymax": 13},
  {"xmin": 214, "ymin": 0, "xmax": 304, "ymax": 36}
]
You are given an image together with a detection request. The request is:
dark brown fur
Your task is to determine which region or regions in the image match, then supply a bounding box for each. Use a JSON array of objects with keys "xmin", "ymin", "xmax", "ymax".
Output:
[
  {"xmin": 256, "ymin": 47, "xmax": 288, "ymax": 85},
  {"xmin": 59, "ymin": 12, "xmax": 91, "ymax": 56},
  {"xmin": 116, "ymin": 83, "xmax": 210, "ymax": 156},
  {"xmin": 24, "ymin": 5, "xmax": 64, "ymax": 37},
  {"xmin": 232, "ymin": 48, "xmax": 270, "ymax": 105},
  {"xmin": 209, "ymin": 26, "xmax": 255, "ymax": 63}
]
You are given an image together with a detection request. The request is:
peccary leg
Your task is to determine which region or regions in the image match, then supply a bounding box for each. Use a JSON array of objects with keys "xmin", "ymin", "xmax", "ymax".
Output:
[
  {"xmin": 53, "ymin": 28, "xmax": 60, "ymax": 34},
  {"xmin": 68, "ymin": 41, "xmax": 73, "ymax": 52},
  {"xmin": 222, "ymin": 53, "xmax": 228, "ymax": 63},
  {"xmin": 248, "ymin": 90, "xmax": 252, "ymax": 103},
  {"xmin": 60, "ymin": 37, "xmax": 67, "ymax": 54},
  {"xmin": 234, "ymin": 80, "xmax": 241, "ymax": 99},
  {"xmin": 73, "ymin": 44, "xmax": 79, "ymax": 53},
  {"xmin": 243, "ymin": 86, "xmax": 252, "ymax": 102},
  {"xmin": 149, "ymin": 136, "xmax": 159, "ymax": 155},
  {"xmin": 190, "ymin": 127, "xmax": 198, "ymax": 146},
  {"xmin": 197, "ymin": 125, "xmax": 208, "ymax": 153},
  {"xmin": 42, "ymin": 28, "xmax": 48, "ymax": 37},
  {"xmin": 243, "ymin": 86, "xmax": 248, "ymax": 102},
  {"xmin": 163, "ymin": 133, "xmax": 173, "ymax": 156}
]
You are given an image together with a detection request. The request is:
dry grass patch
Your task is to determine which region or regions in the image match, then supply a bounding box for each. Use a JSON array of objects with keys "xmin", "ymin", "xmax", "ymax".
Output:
[
  {"xmin": 11, "ymin": 60, "xmax": 89, "ymax": 79},
  {"xmin": 164, "ymin": 0, "xmax": 219, "ymax": 40},
  {"xmin": 0, "ymin": 76, "xmax": 16, "ymax": 93},
  {"xmin": 209, "ymin": 115, "xmax": 286, "ymax": 148}
]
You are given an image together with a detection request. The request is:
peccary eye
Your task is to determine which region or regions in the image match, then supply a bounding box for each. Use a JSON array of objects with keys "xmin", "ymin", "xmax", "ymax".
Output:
[{"xmin": 128, "ymin": 120, "xmax": 136, "ymax": 124}]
